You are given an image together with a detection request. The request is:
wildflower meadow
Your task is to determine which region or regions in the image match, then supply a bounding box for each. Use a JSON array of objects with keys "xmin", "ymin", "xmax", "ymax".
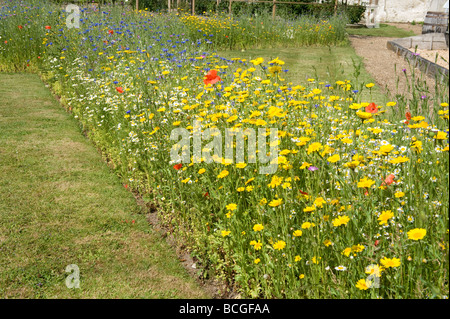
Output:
[{"xmin": 0, "ymin": 0, "xmax": 448, "ymax": 299}]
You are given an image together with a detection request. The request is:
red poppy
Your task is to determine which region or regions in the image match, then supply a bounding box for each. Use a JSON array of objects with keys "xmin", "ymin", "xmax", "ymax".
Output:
[
  {"xmin": 365, "ymin": 102, "xmax": 378, "ymax": 114},
  {"xmin": 108, "ymin": 29, "xmax": 114, "ymax": 35},
  {"xmin": 116, "ymin": 87, "xmax": 124, "ymax": 93},
  {"xmin": 405, "ymin": 111, "xmax": 411, "ymax": 124},
  {"xmin": 45, "ymin": 25, "xmax": 51, "ymax": 30},
  {"xmin": 4, "ymin": 41, "xmax": 7, "ymax": 44},
  {"xmin": 382, "ymin": 174, "xmax": 395, "ymax": 186},
  {"xmin": 299, "ymin": 190, "xmax": 308, "ymax": 195},
  {"xmin": 203, "ymin": 69, "xmax": 221, "ymax": 85},
  {"xmin": 18, "ymin": 25, "xmax": 23, "ymax": 29},
  {"xmin": 374, "ymin": 240, "xmax": 380, "ymax": 247},
  {"xmin": 173, "ymin": 163, "xmax": 183, "ymax": 170},
  {"xmin": 204, "ymin": 192, "xmax": 209, "ymax": 198}
]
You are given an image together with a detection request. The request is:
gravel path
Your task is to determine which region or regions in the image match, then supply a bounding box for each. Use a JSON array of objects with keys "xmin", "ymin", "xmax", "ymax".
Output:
[{"xmin": 348, "ymin": 23, "xmax": 447, "ymax": 100}]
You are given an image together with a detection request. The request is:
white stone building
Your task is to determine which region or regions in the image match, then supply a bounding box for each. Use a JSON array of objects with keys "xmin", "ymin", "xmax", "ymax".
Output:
[{"xmin": 347, "ymin": 0, "xmax": 449, "ymax": 23}]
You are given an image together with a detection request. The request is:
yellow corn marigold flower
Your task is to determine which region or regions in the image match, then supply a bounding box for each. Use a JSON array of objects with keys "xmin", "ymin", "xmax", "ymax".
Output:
[
  {"xmin": 434, "ymin": 131, "xmax": 447, "ymax": 140},
  {"xmin": 365, "ymin": 264, "xmax": 383, "ymax": 277},
  {"xmin": 253, "ymin": 224, "xmax": 264, "ymax": 232},
  {"xmin": 293, "ymin": 230, "xmax": 303, "ymax": 237},
  {"xmin": 226, "ymin": 203, "xmax": 237, "ymax": 211},
  {"xmin": 295, "ymin": 256, "xmax": 302, "ymax": 262},
  {"xmin": 307, "ymin": 142, "xmax": 323, "ymax": 154},
  {"xmin": 355, "ymin": 279, "xmax": 371, "ymax": 290},
  {"xmin": 332, "ymin": 215, "xmax": 350, "ymax": 227},
  {"xmin": 301, "ymin": 222, "xmax": 314, "ymax": 229},
  {"xmin": 394, "ymin": 191, "xmax": 405, "ymax": 198},
  {"xmin": 342, "ymin": 247, "xmax": 352, "ymax": 257},
  {"xmin": 268, "ymin": 175, "xmax": 283, "ymax": 188},
  {"xmin": 272, "ymin": 240, "xmax": 286, "ymax": 250},
  {"xmin": 380, "ymin": 257, "xmax": 401, "ymax": 268},
  {"xmin": 236, "ymin": 162, "xmax": 247, "ymax": 168},
  {"xmin": 198, "ymin": 168, "xmax": 206, "ymax": 174},
  {"xmin": 379, "ymin": 144, "xmax": 394, "ymax": 155},
  {"xmin": 268, "ymin": 198, "xmax": 283, "ymax": 207},
  {"xmin": 217, "ymin": 170, "xmax": 229, "ymax": 178},
  {"xmin": 378, "ymin": 210, "xmax": 394, "ymax": 225},
  {"xmin": 221, "ymin": 230, "xmax": 231, "ymax": 237},
  {"xmin": 357, "ymin": 177, "xmax": 375, "ymax": 188},
  {"xmin": 356, "ymin": 111, "xmax": 373, "ymax": 119},
  {"xmin": 407, "ymin": 228, "xmax": 426, "ymax": 240},
  {"xmin": 250, "ymin": 57, "xmax": 264, "ymax": 66},
  {"xmin": 389, "ymin": 156, "xmax": 409, "ymax": 164},
  {"xmin": 303, "ymin": 205, "xmax": 316, "ymax": 213},
  {"xmin": 254, "ymin": 258, "xmax": 261, "ymax": 264},
  {"xmin": 327, "ymin": 154, "xmax": 340, "ymax": 163}
]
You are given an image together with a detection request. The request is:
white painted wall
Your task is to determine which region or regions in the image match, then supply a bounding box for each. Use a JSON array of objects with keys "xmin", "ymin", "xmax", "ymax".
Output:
[{"xmin": 348, "ymin": 0, "xmax": 448, "ymax": 23}]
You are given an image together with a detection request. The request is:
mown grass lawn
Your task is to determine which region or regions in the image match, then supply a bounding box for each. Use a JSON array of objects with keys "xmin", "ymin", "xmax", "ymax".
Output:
[
  {"xmin": 346, "ymin": 23, "xmax": 416, "ymax": 38},
  {"xmin": 0, "ymin": 73, "xmax": 209, "ymax": 299}
]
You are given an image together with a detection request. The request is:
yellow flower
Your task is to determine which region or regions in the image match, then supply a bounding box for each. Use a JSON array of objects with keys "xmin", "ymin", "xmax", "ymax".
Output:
[
  {"xmin": 268, "ymin": 198, "xmax": 283, "ymax": 207},
  {"xmin": 389, "ymin": 156, "xmax": 409, "ymax": 164},
  {"xmin": 366, "ymin": 83, "xmax": 375, "ymax": 88},
  {"xmin": 221, "ymin": 230, "xmax": 231, "ymax": 237},
  {"xmin": 356, "ymin": 111, "xmax": 373, "ymax": 120},
  {"xmin": 198, "ymin": 168, "xmax": 206, "ymax": 174},
  {"xmin": 377, "ymin": 210, "xmax": 394, "ymax": 225},
  {"xmin": 378, "ymin": 144, "xmax": 394, "ymax": 155},
  {"xmin": 323, "ymin": 239, "xmax": 333, "ymax": 247},
  {"xmin": 268, "ymin": 57, "xmax": 285, "ymax": 65},
  {"xmin": 357, "ymin": 177, "xmax": 375, "ymax": 188},
  {"xmin": 299, "ymin": 274, "xmax": 305, "ymax": 279},
  {"xmin": 268, "ymin": 65, "xmax": 282, "ymax": 74},
  {"xmin": 307, "ymin": 142, "xmax": 323, "ymax": 154},
  {"xmin": 301, "ymin": 222, "xmax": 314, "ymax": 229},
  {"xmin": 226, "ymin": 203, "xmax": 237, "ymax": 211},
  {"xmin": 217, "ymin": 170, "xmax": 229, "ymax": 178},
  {"xmin": 380, "ymin": 257, "xmax": 401, "ymax": 268},
  {"xmin": 273, "ymin": 240, "xmax": 286, "ymax": 250},
  {"xmin": 434, "ymin": 131, "xmax": 447, "ymax": 140},
  {"xmin": 249, "ymin": 57, "xmax": 264, "ymax": 66},
  {"xmin": 254, "ymin": 258, "xmax": 261, "ymax": 264},
  {"xmin": 303, "ymin": 205, "xmax": 316, "ymax": 213},
  {"xmin": 332, "ymin": 215, "xmax": 350, "ymax": 227},
  {"xmin": 394, "ymin": 191, "xmax": 405, "ymax": 198},
  {"xmin": 365, "ymin": 264, "xmax": 383, "ymax": 277},
  {"xmin": 250, "ymin": 240, "xmax": 263, "ymax": 250},
  {"xmin": 327, "ymin": 154, "xmax": 340, "ymax": 163},
  {"xmin": 407, "ymin": 228, "xmax": 426, "ymax": 240},
  {"xmin": 236, "ymin": 162, "xmax": 247, "ymax": 168},
  {"xmin": 342, "ymin": 247, "xmax": 352, "ymax": 257},
  {"xmin": 253, "ymin": 224, "xmax": 264, "ymax": 232},
  {"xmin": 355, "ymin": 279, "xmax": 371, "ymax": 290},
  {"xmin": 268, "ymin": 175, "xmax": 283, "ymax": 188},
  {"xmin": 294, "ymin": 255, "xmax": 302, "ymax": 262},
  {"xmin": 293, "ymin": 230, "xmax": 303, "ymax": 237}
]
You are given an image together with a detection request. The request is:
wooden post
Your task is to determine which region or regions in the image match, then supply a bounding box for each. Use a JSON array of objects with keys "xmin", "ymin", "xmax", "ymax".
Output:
[
  {"xmin": 192, "ymin": 0, "xmax": 195, "ymax": 15},
  {"xmin": 334, "ymin": 0, "xmax": 338, "ymax": 16},
  {"xmin": 272, "ymin": 0, "xmax": 276, "ymax": 20},
  {"xmin": 136, "ymin": 0, "xmax": 139, "ymax": 12},
  {"xmin": 177, "ymin": 0, "xmax": 179, "ymax": 11},
  {"xmin": 229, "ymin": 0, "xmax": 232, "ymax": 17},
  {"xmin": 168, "ymin": 0, "xmax": 170, "ymax": 12}
]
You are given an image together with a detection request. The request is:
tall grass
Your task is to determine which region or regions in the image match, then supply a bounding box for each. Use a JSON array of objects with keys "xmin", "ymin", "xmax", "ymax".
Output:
[{"xmin": 179, "ymin": 10, "xmax": 348, "ymax": 50}]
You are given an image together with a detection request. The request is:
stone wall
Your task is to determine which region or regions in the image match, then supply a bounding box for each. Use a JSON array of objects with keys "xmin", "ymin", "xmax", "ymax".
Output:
[{"xmin": 347, "ymin": 0, "xmax": 448, "ymax": 23}]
